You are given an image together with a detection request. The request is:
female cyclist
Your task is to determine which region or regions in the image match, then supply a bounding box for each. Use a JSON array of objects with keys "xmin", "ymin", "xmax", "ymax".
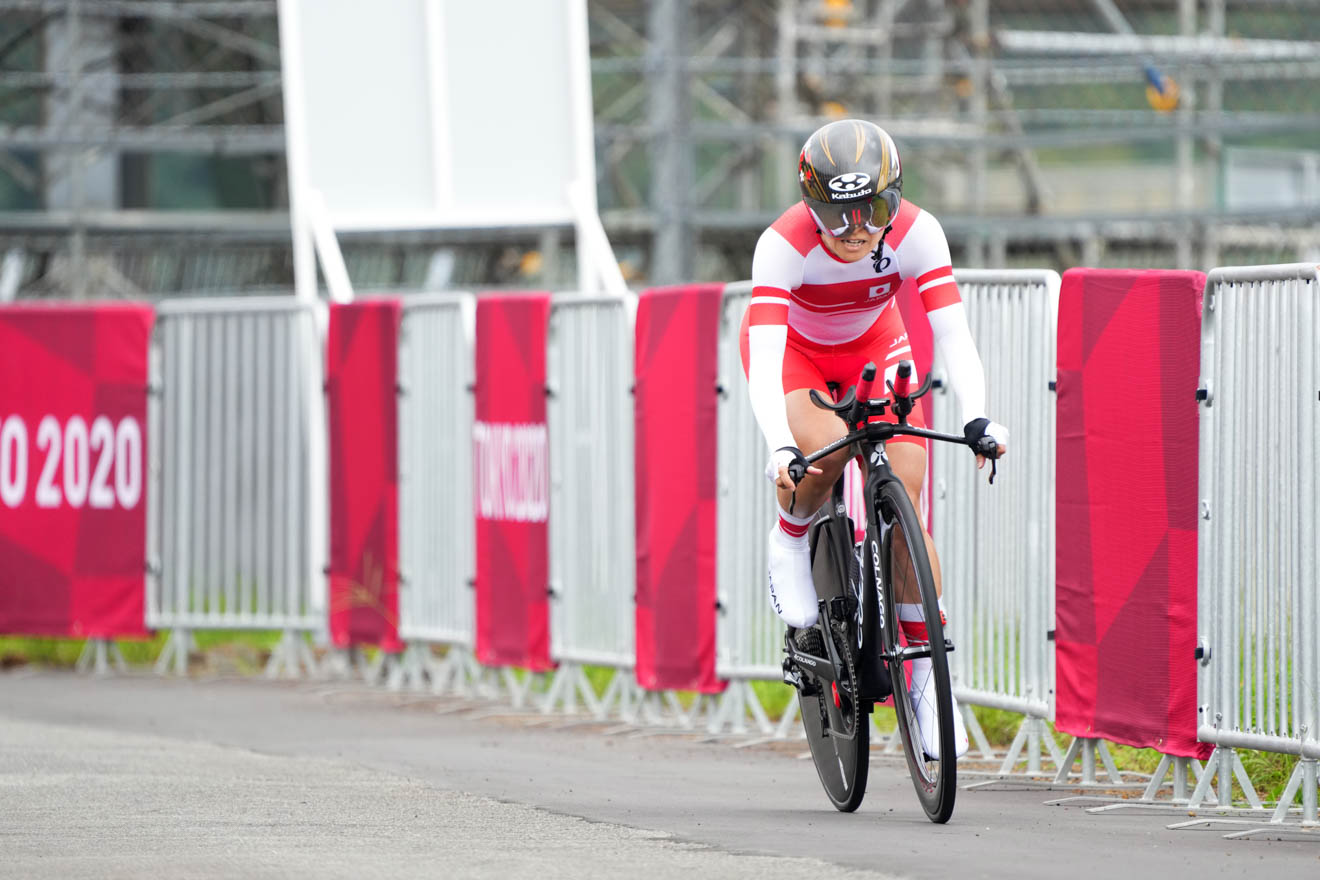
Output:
[{"xmin": 741, "ymin": 119, "xmax": 1008, "ymax": 759}]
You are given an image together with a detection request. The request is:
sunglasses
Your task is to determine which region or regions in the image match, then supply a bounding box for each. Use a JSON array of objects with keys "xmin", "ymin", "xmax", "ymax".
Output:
[{"xmin": 805, "ymin": 185, "xmax": 901, "ymax": 237}]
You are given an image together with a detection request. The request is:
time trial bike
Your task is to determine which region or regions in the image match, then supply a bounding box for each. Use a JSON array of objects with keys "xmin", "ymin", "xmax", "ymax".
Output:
[{"xmin": 780, "ymin": 359, "xmax": 1000, "ymax": 823}]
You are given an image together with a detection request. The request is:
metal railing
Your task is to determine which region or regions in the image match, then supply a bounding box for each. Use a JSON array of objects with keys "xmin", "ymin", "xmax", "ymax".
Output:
[
  {"xmin": 930, "ymin": 269, "xmax": 1061, "ymax": 771},
  {"xmin": 1193, "ymin": 263, "xmax": 1320, "ymax": 823},
  {"xmin": 147, "ymin": 297, "xmax": 326, "ymax": 675},
  {"xmin": 543, "ymin": 294, "xmax": 638, "ymax": 715},
  {"xmin": 396, "ymin": 295, "xmax": 475, "ymax": 648},
  {"xmin": 712, "ymin": 282, "xmax": 786, "ymax": 733}
]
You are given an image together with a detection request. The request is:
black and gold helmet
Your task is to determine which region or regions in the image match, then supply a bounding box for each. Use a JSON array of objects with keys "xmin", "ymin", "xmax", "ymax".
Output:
[{"xmin": 798, "ymin": 119, "xmax": 902, "ymax": 235}]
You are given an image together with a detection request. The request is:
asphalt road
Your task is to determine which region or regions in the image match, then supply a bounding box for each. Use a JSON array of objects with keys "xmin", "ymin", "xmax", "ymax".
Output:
[{"xmin": 1, "ymin": 668, "xmax": 1316, "ymax": 879}]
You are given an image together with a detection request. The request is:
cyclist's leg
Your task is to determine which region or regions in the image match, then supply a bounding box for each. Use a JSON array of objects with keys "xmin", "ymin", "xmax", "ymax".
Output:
[
  {"xmin": 886, "ymin": 441, "xmax": 942, "ymax": 600},
  {"xmin": 888, "ymin": 421, "xmax": 967, "ymax": 758},
  {"xmin": 740, "ymin": 317, "xmax": 857, "ymax": 628}
]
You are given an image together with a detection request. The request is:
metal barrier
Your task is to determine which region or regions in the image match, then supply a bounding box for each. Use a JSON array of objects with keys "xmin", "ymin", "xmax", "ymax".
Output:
[
  {"xmin": 1189, "ymin": 263, "xmax": 1320, "ymax": 831},
  {"xmin": 930, "ymin": 269, "xmax": 1062, "ymax": 774},
  {"xmin": 147, "ymin": 297, "xmax": 327, "ymax": 677},
  {"xmin": 543, "ymin": 294, "xmax": 638, "ymax": 716},
  {"xmin": 391, "ymin": 294, "xmax": 480, "ymax": 692},
  {"xmin": 713, "ymin": 281, "xmax": 789, "ymax": 735}
]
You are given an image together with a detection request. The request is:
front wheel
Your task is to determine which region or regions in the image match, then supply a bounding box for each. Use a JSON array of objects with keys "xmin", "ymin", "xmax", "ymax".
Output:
[{"xmin": 872, "ymin": 479, "xmax": 957, "ymax": 823}]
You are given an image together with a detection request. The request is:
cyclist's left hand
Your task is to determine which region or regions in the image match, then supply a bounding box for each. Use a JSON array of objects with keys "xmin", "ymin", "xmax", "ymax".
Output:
[{"xmin": 964, "ymin": 418, "xmax": 1009, "ymax": 469}]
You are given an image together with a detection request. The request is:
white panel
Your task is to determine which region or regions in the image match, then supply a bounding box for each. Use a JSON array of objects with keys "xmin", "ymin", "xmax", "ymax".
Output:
[
  {"xmin": 298, "ymin": 0, "xmax": 436, "ymax": 219},
  {"xmin": 285, "ymin": 0, "xmax": 587, "ymax": 230},
  {"xmin": 441, "ymin": 1, "xmax": 578, "ymax": 220}
]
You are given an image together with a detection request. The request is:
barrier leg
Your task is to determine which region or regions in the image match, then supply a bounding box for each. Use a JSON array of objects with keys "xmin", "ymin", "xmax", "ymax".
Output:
[
  {"xmin": 266, "ymin": 629, "xmax": 318, "ymax": 680},
  {"xmin": 430, "ymin": 644, "xmax": 480, "ymax": 697},
  {"xmin": 1265, "ymin": 758, "xmax": 1319, "ymax": 826},
  {"xmin": 708, "ymin": 680, "xmax": 774, "ymax": 737},
  {"xmin": 1131, "ymin": 754, "xmax": 1206, "ymax": 805},
  {"xmin": 961, "ymin": 703, "xmax": 996, "ymax": 760},
  {"xmin": 774, "ymin": 698, "xmax": 802, "ymax": 739},
  {"xmin": 993, "ymin": 715, "xmax": 1061, "ymax": 777},
  {"xmin": 596, "ymin": 668, "xmax": 639, "ymax": 721},
  {"xmin": 1186, "ymin": 746, "xmax": 1264, "ymax": 811},
  {"xmin": 320, "ymin": 646, "xmax": 383, "ymax": 684},
  {"xmin": 76, "ymin": 639, "xmax": 126, "ymax": 676},
  {"xmin": 154, "ymin": 628, "xmax": 194, "ymax": 676},
  {"xmin": 385, "ymin": 642, "xmax": 438, "ymax": 692},
  {"xmin": 1053, "ymin": 737, "xmax": 1125, "ymax": 786},
  {"xmin": 540, "ymin": 663, "xmax": 605, "ymax": 717}
]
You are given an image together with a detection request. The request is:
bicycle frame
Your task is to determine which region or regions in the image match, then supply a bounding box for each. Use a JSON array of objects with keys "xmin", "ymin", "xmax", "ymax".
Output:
[{"xmin": 784, "ymin": 365, "xmax": 980, "ymax": 702}]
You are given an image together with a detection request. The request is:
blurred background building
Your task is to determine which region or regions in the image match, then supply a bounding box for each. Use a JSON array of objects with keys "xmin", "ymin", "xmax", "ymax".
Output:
[{"xmin": 1, "ymin": 0, "xmax": 1318, "ymax": 298}]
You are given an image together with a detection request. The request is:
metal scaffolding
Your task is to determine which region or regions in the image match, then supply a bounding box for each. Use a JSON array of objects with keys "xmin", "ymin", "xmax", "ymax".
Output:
[
  {"xmin": 2, "ymin": 0, "xmax": 1319, "ymax": 297},
  {"xmin": 592, "ymin": 0, "xmax": 1320, "ymax": 281}
]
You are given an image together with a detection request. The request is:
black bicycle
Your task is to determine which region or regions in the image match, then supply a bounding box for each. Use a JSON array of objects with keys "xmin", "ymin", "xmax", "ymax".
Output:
[{"xmin": 780, "ymin": 360, "xmax": 1000, "ymax": 823}]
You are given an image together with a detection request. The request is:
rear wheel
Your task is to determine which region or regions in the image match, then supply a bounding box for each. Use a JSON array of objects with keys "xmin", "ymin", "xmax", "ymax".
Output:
[
  {"xmin": 798, "ymin": 516, "xmax": 868, "ymax": 812},
  {"xmin": 873, "ymin": 479, "xmax": 956, "ymax": 823}
]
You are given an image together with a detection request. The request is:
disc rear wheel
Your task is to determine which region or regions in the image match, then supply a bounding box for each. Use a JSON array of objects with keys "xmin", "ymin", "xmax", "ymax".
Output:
[
  {"xmin": 798, "ymin": 515, "xmax": 869, "ymax": 812},
  {"xmin": 798, "ymin": 620, "xmax": 867, "ymax": 812}
]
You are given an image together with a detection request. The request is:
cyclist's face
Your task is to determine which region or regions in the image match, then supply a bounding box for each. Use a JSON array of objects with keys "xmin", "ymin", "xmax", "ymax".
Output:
[{"xmin": 820, "ymin": 223, "xmax": 885, "ymax": 262}]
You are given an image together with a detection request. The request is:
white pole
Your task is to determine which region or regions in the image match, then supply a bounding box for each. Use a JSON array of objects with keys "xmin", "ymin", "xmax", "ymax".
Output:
[{"xmin": 277, "ymin": 0, "xmax": 317, "ymax": 304}]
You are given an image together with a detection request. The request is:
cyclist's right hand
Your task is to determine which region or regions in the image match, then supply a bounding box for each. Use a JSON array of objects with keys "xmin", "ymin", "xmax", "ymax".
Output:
[
  {"xmin": 766, "ymin": 445, "xmax": 822, "ymax": 489},
  {"xmin": 963, "ymin": 418, "xmax": 1009, "ymax": 468}
]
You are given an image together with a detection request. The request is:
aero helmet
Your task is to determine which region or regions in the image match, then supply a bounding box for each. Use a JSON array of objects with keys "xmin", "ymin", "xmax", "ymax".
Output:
[{"xmin": 798, "ymin": 119, "xmax": 902, "ymax": 235}]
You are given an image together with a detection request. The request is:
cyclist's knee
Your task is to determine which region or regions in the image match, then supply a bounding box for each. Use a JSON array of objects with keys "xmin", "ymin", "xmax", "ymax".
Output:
[{"xmin": 888, "ymin": 442, "xmax": 927, "ymax": 501}]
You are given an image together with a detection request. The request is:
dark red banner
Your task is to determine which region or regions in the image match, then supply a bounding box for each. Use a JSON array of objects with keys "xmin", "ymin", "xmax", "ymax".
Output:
[
  {"xmin": 326, "ymin": 299, "xmax": 402, "ymax": 652},
  {"xmin": 1055, "ymin": 268, "xmax": 1210, "ymax": 758},
  {"xmin": 634, "ymin": 284, "xmax": 725, "ymax": 693},
  {"xmin": 473, "ymin": 293, "xmax": 552, "ymax": 671},
  {"xmin": 0, "ymin": 304, "xmax": 152, "ymax": 639}
]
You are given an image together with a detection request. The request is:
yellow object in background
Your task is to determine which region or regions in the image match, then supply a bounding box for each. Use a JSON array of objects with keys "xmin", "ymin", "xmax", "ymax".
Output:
[
  {"xmin": 1144, "ymin": 65, "xmax": 1180, "ymax": 113},
  {"xmin": 824, "ymin": 0, "xmax": 852, "ymax": 28}
]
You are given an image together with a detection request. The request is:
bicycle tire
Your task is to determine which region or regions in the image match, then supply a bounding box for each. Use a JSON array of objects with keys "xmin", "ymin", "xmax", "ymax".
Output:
[
  {"xmin": 799, "ymin": 517, "xmax": 868, "ymax": 812},
  {"xmin": 871, "ymin": 478, "xmax": 957, "ymax": 823}
]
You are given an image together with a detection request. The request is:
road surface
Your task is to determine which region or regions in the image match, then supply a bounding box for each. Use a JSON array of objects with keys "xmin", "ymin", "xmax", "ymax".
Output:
[{"xmin": 1, "ymin": 667, "xmax": 1316, "ymax": 879}]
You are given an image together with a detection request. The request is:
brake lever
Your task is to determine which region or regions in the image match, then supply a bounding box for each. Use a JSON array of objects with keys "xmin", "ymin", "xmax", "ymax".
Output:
[{"xmin": 975, "ymin": 436, "xmax": 1000, "ymax": 484}]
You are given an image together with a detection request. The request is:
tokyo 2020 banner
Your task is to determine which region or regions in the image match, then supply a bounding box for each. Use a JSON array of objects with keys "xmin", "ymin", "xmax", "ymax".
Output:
[
  {"xmin": 0, "ymin": 304, "xmax": 153, "ymax": 638},
  {"xmin": 473, "ymin": 293, "xmax": 553, "ymax": 671}
]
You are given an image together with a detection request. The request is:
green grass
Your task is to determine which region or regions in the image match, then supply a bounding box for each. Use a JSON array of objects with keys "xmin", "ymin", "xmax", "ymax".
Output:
[{"xmin": 0, "ymin": 630, "xmax": 284, "ymax": 670}]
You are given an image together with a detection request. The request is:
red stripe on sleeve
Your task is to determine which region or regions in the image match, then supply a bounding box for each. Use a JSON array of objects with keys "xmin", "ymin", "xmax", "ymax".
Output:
[
  {"xmin": 917, "ymin": 265, "xmax": 953, "ymax": 286},
  {"xmin": 748, "ymin": 301, "xmax": 790, "ymax": 326},
  {"xmin": 920, "ymin": 283, "xmax": 961, "ymax": 312}
]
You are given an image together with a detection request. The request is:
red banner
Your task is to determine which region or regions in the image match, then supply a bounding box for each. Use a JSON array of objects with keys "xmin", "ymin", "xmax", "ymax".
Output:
[
  {"xmin": 326, "ymin": 299, "xmax": 402, "ymax": 652},
  {"xmin": 0, "ymin": 304, "xmax": 152, "ymax": 639},
  {"xmin": 634, "ymin": 284, "xmax": 725, "ymax": 693},
  {"xmin": 1055, "ymin": 268, "xmax": 1210, "ymax": 758},
  {"xmin": 473, "ymin": 293, "xmax": 552, "ymax": 671}
]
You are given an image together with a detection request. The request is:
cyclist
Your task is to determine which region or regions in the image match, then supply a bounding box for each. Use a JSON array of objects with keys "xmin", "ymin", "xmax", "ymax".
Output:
[{"xmin": 741, "ymin": 119, "xmax": 1007, "ymax": 760}]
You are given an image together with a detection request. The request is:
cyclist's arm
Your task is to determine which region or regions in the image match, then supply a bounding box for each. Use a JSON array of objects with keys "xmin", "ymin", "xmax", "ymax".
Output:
[
  {"xmin": 747, "ymin": 228, "xmax": 802, "ymax": 454},
  {"xmin": 902, "ymin": 212, "xmax": 988, "ymax": 427}
]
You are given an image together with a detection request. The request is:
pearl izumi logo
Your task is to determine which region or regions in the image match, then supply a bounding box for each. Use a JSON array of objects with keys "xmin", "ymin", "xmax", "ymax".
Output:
[
  {"xmin": 828, "ymin": 172, "xmax": 871, "ymax": 194},
  {"xmin": 473, "ymin": 421, "xmax": 548, "ymax": 523}
]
